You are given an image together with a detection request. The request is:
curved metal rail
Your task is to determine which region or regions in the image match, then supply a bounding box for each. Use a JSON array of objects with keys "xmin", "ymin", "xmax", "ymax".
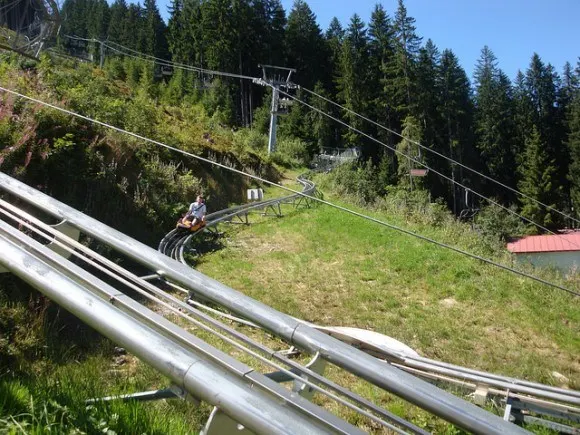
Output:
[
  {"xmin": 0, "ymin": 197, "xmax": 425, "ymax": 434},
  {"xmin": 158, "ymin": 175, "xmax": 316, "ymax": 266},
  {"xmin": 0, "ymin": 218, "xmax": 358, "ymax": 435},
  {"xmin": 157, "ymin": 172, "xmax": 580, "ymax": 432},
  {"xmin": 0, "ymin": 171, "xmax": 529, "ymax": 434}
]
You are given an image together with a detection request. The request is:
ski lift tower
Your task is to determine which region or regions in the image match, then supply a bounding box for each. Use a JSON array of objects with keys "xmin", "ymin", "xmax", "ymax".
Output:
[{"xmin": 258, "ymin": 64, "xmax": 296, "ymax": 154}]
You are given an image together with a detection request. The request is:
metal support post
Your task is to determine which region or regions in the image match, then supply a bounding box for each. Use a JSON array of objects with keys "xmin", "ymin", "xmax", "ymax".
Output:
[
  {"xmin": 99, "ymin": 40, "xmax": 104, "ymax": 69},
  {"xmin": 259, "ymin": 64, "xmax": 296, "ymax": 155},
  {"xmin": 268, "ymin": 86, "xmax": 279, "ymax": 154}
]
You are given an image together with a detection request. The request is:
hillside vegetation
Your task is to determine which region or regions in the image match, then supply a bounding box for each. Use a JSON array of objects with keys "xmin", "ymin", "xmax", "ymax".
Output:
[
  {"xmin": 0, "ymin": 54, "xmax": 287, "ymax": 434},
  {"xmin": 56, "ymin": 0, "xmax": 580, "ymax": 231},
  {"xmin": 0, "ymin": 38, "xmax": 579, "ymax": 433},
  {"xmin": 193, "ymin": 176, "xmax": 580, "ymax": 430},
  {"xmin": 0, "ymin": 53, "xmax": 287, "ymax": 244}
]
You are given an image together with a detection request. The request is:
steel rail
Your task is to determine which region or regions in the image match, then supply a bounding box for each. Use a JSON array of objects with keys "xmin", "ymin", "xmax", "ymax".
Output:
[
  {"xmin": 163, "ymin": 174, "xmax": 316, "ymax": 265},
  {"xmin": 392, "ymin": 361, "xmax": 580, "ymax": 406},
  {"xmin": 0, "ymin": 214, "xmax": 409, "ymax": 434},
  {"xmin": 396, "ymin": 365, "xmax": 580, "ymax": 416},
  {"xmin": 403, "ymin": 355, "xmax": 580, "ymax": 401},
  {"xmin": 0, "ymin": 172, "xmax": 528, "ymax": 434},
  {"xmin": 6, "ymin": 187, "xmax": 568, "ymax": 428},
  {"xmin": 0, "ymin": 199, "xmax": 423, "ymax": 434},
  {"xmin": 164, "ymin": 173, "xmax": 578, "ymax": 418},
  {"xmin": 0, "ymin": 221, "xmax": 359, "ymax": 435}
]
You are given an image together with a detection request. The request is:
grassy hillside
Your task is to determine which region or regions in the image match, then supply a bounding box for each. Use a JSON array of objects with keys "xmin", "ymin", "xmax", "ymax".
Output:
[
  {"xmin": 0, "ymin": 52, "xmax": 287, "ymax": 434},
  {"xmin": 1, "ymin": 52, "xmax": 578, "ymax": 433},
  {"xmin": 195, "ymin": 178, "xmax": 580, "ymax": 387},
  {"xmin": 189, "ymin": 179, "xmax": 579, "ymax": 430}
]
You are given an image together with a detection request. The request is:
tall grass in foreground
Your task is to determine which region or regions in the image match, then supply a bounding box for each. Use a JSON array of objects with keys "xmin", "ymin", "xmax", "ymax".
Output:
[
  {"xmin": 0, "ymin": 278, "xmax": 208, "ymax": 434},
  {"xmin": 0, "ymin": 355, "xmax": 209, "ymax": 434}
]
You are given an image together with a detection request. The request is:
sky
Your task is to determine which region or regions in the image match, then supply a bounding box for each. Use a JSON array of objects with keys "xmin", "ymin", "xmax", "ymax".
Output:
[{"xmin": 158, "ymin": 0, "xmax": 580, "ymax": 82}]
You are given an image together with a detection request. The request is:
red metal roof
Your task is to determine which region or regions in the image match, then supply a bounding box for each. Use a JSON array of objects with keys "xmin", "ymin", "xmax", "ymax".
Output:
[{"xmin": 507, "ymin": 233, "xmax": 580, "ymax": 254}]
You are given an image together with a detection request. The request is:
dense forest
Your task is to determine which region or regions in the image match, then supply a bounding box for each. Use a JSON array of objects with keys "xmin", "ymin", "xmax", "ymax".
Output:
[{"xmin": 57, "ymin": 0, "xmax": 580, "ymax": 229}]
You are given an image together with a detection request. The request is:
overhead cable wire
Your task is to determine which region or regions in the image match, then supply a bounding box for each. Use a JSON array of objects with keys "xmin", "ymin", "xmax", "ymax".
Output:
[
  {"xmin": 301, "ymin": 85, "xmax": 580, "ymax": 227},
  {"xmin": 0, "ymin": 199, "xmax": 420, "ymax": 434},
  {"xmin": 1, "ymin": 85, "xmax": 577, "ymax": 297},
  {"xmin": 62, "ymin": 35, "xmax": 259, "ymax": 82},
  {"xmin": 276, "ymin": 86, "xmax": 580, "ymax": 252},
  {"xmin": 103, "ymin": 40, "xmax": 257, "ymax": 81},
  {"xmin": 2, "ymin": 200, "xmax": 578, "ymax": 430},
  {"xmin": 63, "ymin": 37, "xmax": 577, "ymax": 247}
]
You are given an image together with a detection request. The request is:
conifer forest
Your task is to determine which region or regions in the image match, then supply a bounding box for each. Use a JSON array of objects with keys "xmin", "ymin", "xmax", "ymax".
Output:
[{"xmin": 31, "ymin": 0, "xmax": 580, "ymax": 228}]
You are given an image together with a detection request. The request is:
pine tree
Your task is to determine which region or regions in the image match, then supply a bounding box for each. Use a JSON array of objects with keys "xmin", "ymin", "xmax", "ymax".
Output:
[
  {"xmin": 167, "ymin": 0, "xmax": 185, "ymax": 61},
  {"xmin": 86, "ymin": 0, "xmax": 110, "ymax": 40},
  {"xmin": 513, "ymin": 69, "xmax": 533, "ymax": 165},
  {"xmin": 368, "ymin": 4, "xmax": 396, "ymax": 152},
  {"xmin": 261, "ymin": 0, "xmax": 286, "ymax": 66},
  {"xmin": 108, "ymin": 0, "xmax": 128, "ymax": 45},
  {"xmin": 278, "ymin": 88, "xmax": 311, "ymax": 143},
  {"xmin": 180, "ymin": 0, "xmax": 204, "ymax": 67},
  {"xmin": 560, "ymin": 61, "xmax": 577, "ymax": 111},
  {"xmin": 414, "ymin": 39, "xmax": 441, "ymax": 153},
  {"xmin": 566, "ymin": 61, "xmax": 580, "ymax": 221},
  {"xmin": 124, "ymin": 3, "xmax": 143, "ymax": 50},
  {"xmin": 386, "ymin": 0, "xmax": 421, "ymax": 115},
  {"xmin": 438, "ymin": 49, "xmax": 474, "ymax": 212},
  {"xmin": 309, "ymin": 81, "xmax": 333, "ymax": 152},
  {"xmin": 285, "ymin": 0, "xmax": 328, "ymax": 89},
  {"xmin": 525, "ymin": 54, "xmax": 568, "ymax": 212},
  {"xmin": 336, "ymin": 14, "xmax": 369, "ymax": 150},
  {"xmin": 473, "ymin": 46, "xmax": 516, "ymax": 201},
  {"xmin": 324, "ymin": 17, "xmax": 345, "ymax": 148},
  {"xmin": 519, "ymin": 126, "xmax": 561, "ymax": 229},
  {"xmin": 141, "ymin": 0, "xmax": 168, "ymax": 58},
  {"xmin": 396, "ymin": 115, "xmax": 424, "ymax": 189},
  {"xmin": 326, "ymin": 16, "xmax": 345, "ymax": 78},
  {"xmin": 61, "ymin": 0, "xmax": 90, "ymax": 38},
  {"xmin": 201, "ymin": 0, "xmax": 236, "ymax": 72}
]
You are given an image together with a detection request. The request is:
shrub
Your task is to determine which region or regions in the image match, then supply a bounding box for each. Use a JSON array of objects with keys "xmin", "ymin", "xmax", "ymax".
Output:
[
  {"xmin": 273, "ymin": 136, "xmax": 312, "ymax": 168},
  {"xmin": 231, "ymin": 129, "xmax": 267, "ymax": 155},
  {"xmin": 475, "ymin": 203, "xmax": 529, "ymax": 244},
  {"xmin": 325, "ymin": 160, "xmax": 381, "ymax": 204}
]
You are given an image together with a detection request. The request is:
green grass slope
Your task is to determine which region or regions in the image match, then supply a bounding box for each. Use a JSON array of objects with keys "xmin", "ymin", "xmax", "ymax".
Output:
[{"xmin": 196, "ymin": 186, "xmax": 579, "ymax": 387}]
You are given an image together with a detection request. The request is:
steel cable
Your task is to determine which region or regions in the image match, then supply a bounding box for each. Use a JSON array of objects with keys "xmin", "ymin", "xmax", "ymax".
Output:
[
  {"xmin": 0, "ymin": 199, "xmax": 422, "ymax": 434},
  {"xmin": 301, "ymin": 85, "xmax": 580, "ymax": 227},
  {"xmin": 0, "ymin": 84, "xmax": 577, "ymax": 297}
]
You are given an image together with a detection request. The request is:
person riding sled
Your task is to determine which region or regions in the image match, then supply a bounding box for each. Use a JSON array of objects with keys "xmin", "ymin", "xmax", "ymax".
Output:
[{"xmin": 178, "ymin": 195, "xmax": 207, "ymax": 231}]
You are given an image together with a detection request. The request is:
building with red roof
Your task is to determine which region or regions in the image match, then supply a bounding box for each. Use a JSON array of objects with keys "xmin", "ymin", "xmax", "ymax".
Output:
[{"xmin": 507, "ymin": 232, "xmax": 580, "ymax": 274}]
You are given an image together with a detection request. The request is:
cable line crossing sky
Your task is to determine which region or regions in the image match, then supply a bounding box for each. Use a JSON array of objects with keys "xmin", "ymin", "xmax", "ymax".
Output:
[{"xmin": 1, "ymin": 83, "xmax": 577, "ymax": 297}]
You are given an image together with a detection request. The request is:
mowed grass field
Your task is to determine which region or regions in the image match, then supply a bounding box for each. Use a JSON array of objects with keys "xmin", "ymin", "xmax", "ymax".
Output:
[{"xmin": 196, "ymin": 189, "xmax": 580, "ymax": 388}]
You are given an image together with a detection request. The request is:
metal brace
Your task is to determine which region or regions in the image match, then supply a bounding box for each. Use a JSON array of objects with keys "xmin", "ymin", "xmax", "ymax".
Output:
[
  {"xmin": 202, "ymin": 352, "xmax": 326, "ymax": 434},
  {"xmin": 86, "ymin": 384, "xmax": 199, "ymax": 405},
  {"xmin": 503, "ymin": 394, "xmax": 580, "ymax": 434},
  {"xmin": 1, "ymin": 218, "xmax": 80, "ymax": 274}
]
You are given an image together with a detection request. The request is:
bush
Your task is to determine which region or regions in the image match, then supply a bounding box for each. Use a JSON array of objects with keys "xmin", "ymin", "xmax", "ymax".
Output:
[
  {"xmin": 232, "ymin": 129, "xmax": 267, "ymax": 155},
  {"xmin": 475, "ymin": 203, "xmax": 528, "ymax": 245},
  {"xmin": 377, "ymin": 186, "xmax": 452, "ymax": 226},
  {"xmin": 325, "ymin": 160, "xmax": 381, "ymax": 204},
  {"xmin": 272, "ymin": 136, "xmax": 313, "ymax": 168}
]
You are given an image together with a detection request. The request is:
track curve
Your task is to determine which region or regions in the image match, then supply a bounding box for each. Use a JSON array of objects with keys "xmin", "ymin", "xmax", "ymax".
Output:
[{"xmin": 158, "ymin": 174, "xmax": 317, "ymax": 266}]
